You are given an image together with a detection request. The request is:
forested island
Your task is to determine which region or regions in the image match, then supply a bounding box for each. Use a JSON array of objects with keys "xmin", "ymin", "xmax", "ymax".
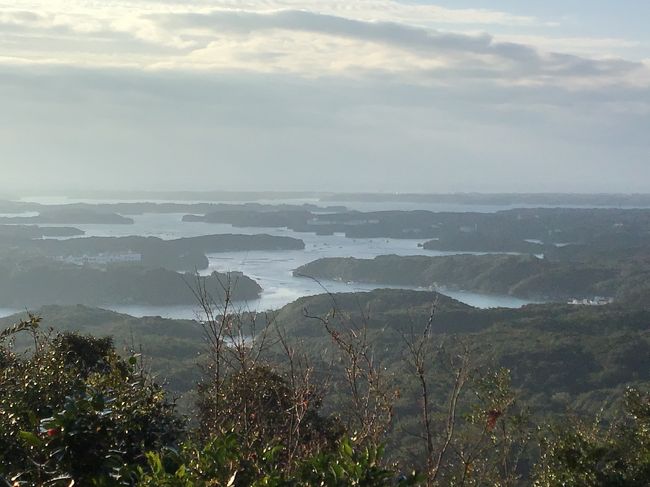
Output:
[
  {"xmin": 0, "ymin": 207, "xmax": 134, "ymax": 224},
  {"xmin": 0, "ymin": 224, "xmax": 84, "ymax": 240},
  {"xmin": 295, "ymin": 253, "xmax": 650, "ymax": 303},
  {"xmin": 5, "ymin": 200, "xmax": 650, "ymax": 254},
  {"xmin": 0, "ymin": 199, "xmax": 346, "ymax": 218},
  {"xmin": 0, "ymin": 264, "xmax": 261, "ymax": 307},
  {"xmin": 183, "ymin": 206, "xmax": 650, "ymax": 247},
  {"xmin": 21, "ymin": 233, "xmax": 305, "ymax": 271},
  {"xmin": 0, "ymin": 230, "xmax": 307, "ymax": 308}
]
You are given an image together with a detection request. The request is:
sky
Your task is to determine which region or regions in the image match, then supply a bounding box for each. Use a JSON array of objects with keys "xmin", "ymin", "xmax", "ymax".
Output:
[{"xmin": 1, "ymin": 1, "xmax": 649, "ymax": 193}]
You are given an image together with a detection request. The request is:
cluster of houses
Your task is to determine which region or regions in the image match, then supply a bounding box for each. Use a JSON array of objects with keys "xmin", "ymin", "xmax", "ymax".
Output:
[
  {"xmin": 56, "ymin": 252, "xmax": 142, "ymax": 266},
  {"xmin": 567, "ymin": 297, "xmax": 614, "ymax": 306}
]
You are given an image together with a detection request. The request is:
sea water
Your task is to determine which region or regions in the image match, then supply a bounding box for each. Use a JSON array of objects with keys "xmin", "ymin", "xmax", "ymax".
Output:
[
  {"xmin": 44, "ymin": 213, "xmax": 535, "ymax": 318},
  {"xmin": 9, "ymin": 210, "xmax": 538, "ymax": 319},
  {"xmin": 0, "ymin": 308, "xmax": 20, "ymax": 319}
]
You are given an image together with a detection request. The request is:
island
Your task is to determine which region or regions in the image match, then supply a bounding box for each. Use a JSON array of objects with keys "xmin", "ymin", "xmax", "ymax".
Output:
[
  {"xmin": 0, "ymin": 207, "xmax": 134, "ymax": 224},
  {"xmin": 183, "ymin": 207, "xmax": 650, "ymax": 247},
  {"xmin": 294, "ymin": 253, "xmax": 649, "ymax": 303},
  {"xmin": 5, "ymin": 233, "xmax": 305, "ymax": 272},
  {"xmin": 0, "ymin": 263, "xmax": 261, "ymax": 308},
  {"xmin": 0, "ymin": 224, "xmax": 84, "ymax": 240}
]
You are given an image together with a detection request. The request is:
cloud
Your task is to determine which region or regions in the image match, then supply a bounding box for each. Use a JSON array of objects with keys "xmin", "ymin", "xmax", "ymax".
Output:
[
  {"xmin": 0, "ymin": 2, "xmax": 648, "ymax": 194},
  {"xmin": 97, "ymin": 0, "xmax": 542, "ymax": 27},
  {"xmin": 0, "ymin": 63, "xmax": 648, "ymax": 194},
  {"xmin": 152, "ymin": 9, "xmax": 646, "ymax": 85},
  {"xmin": 0, "ymin": 2, "xmax": 647, "ymax": 90}
]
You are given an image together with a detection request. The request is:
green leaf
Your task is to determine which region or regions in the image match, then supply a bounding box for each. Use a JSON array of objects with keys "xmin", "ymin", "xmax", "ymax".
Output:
[{"xmin": 19, "ymin": 430, "xmax": 43, "ymax": 447}]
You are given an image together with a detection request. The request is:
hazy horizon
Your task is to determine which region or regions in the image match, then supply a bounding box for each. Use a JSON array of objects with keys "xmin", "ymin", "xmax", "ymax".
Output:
[
  {"xmin": 6, "ymin": 189, "xmax": 650, "ymax": 201},
  {"xmin": 1, "ymin": 1, "xmax": 648, "ymax": 193}
]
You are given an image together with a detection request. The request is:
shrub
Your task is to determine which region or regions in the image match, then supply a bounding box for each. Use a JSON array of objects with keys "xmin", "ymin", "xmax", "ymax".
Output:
[
  {"xmin": 534, "ymin": 388, "xmax": 650, "ymax": 486},
  {"xmin": 0, "ymin": 318, "xmax": 182, "ymax": 485}
]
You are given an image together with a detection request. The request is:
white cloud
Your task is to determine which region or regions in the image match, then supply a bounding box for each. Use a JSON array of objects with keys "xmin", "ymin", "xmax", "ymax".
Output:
[
  {"xmin": 1, "ymin": 2, "xmax": 647, "ymax": 91},
  {"xmin": 0, "ymin": 1, "xmax": 648, "ymax": 193},
  {"xmin": 149, "ymin": 9, "xmax": 647, "ymax": 89}
]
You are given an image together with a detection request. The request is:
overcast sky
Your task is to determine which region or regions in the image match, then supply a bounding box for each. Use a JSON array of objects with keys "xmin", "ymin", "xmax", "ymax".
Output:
[{"xmin": 1, "ymin": 1, "xmax": 649, "ymax": 193}]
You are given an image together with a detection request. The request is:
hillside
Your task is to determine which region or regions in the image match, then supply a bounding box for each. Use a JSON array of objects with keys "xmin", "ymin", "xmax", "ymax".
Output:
[
  {"xmin": 3, "ymin": 286, "xmax": 649, "ymax": 481},
  {"xmin": 5, "ymin": 288, "xmax": 649, "ymax": 419},
  {"xmin": 269, "ymin": 290, "xmax": 650, "ymax": 437},
  {"xmin": 295, "ymin": 254, "xmax": 649, "ymax": 302}
]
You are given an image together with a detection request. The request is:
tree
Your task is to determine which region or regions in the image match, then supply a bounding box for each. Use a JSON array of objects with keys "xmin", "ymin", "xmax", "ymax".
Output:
[
  {"xmin": 0, "ymin": 316, "xmax": 182, "ymax": 485},
  {"xmin": 534, "ymin": 388, "xmax": 650, "ymax": 486}
]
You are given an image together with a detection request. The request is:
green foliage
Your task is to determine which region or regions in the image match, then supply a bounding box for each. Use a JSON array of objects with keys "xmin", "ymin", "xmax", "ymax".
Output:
[
  {"xmin": 197, "ymin": 364, "xmax": 343, "ymax": 471},
  {"xmin": 298, "ymin": 438, "xmax": 422, "ymax": 486},
  {"xmin": 0, "ymin": 320, "xmax": 415, "ymax": 486},
  {"xmin": 2, "ymin": 299, "xmax": 649, "ymax": 486},
  {"xmin": 5, "ymin": 291, "xmax": 649, "ymax": 423},
  {"xmin": 534, "ymin": 388, "xmax": 650, "ymax": 486},
  {"xmin": 0, "ymin": 320, "xmax": 182, "ymax": 486},
  {"xmin": 0, "ymin": 305, "xmax": 205, "ymax": 394},
  {"xmin": 136, "ymin": 435, "xmax": 421, "ymax": 486}
]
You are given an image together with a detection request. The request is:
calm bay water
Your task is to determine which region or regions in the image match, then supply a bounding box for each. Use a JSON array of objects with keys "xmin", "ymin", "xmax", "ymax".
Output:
[
  {"xmin": 34, "ymin": 212, "xmax": 534, "ymax": 318},
  {"xmin": 4, "ymin": 203, "xmax": 540, "ymax": 319}
]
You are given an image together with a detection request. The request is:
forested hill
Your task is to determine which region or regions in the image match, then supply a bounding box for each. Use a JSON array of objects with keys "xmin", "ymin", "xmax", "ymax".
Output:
[
  {"xmin": 2, "ymin": 288, "xmax": 650, "ymax": 483},
  {"xmin": 295, "ymin": 254, "xmax": 650, "ymax": 304},
  {"xmin": 4, "ymin": 289, "xmax": 649, "ymax": 419}
]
